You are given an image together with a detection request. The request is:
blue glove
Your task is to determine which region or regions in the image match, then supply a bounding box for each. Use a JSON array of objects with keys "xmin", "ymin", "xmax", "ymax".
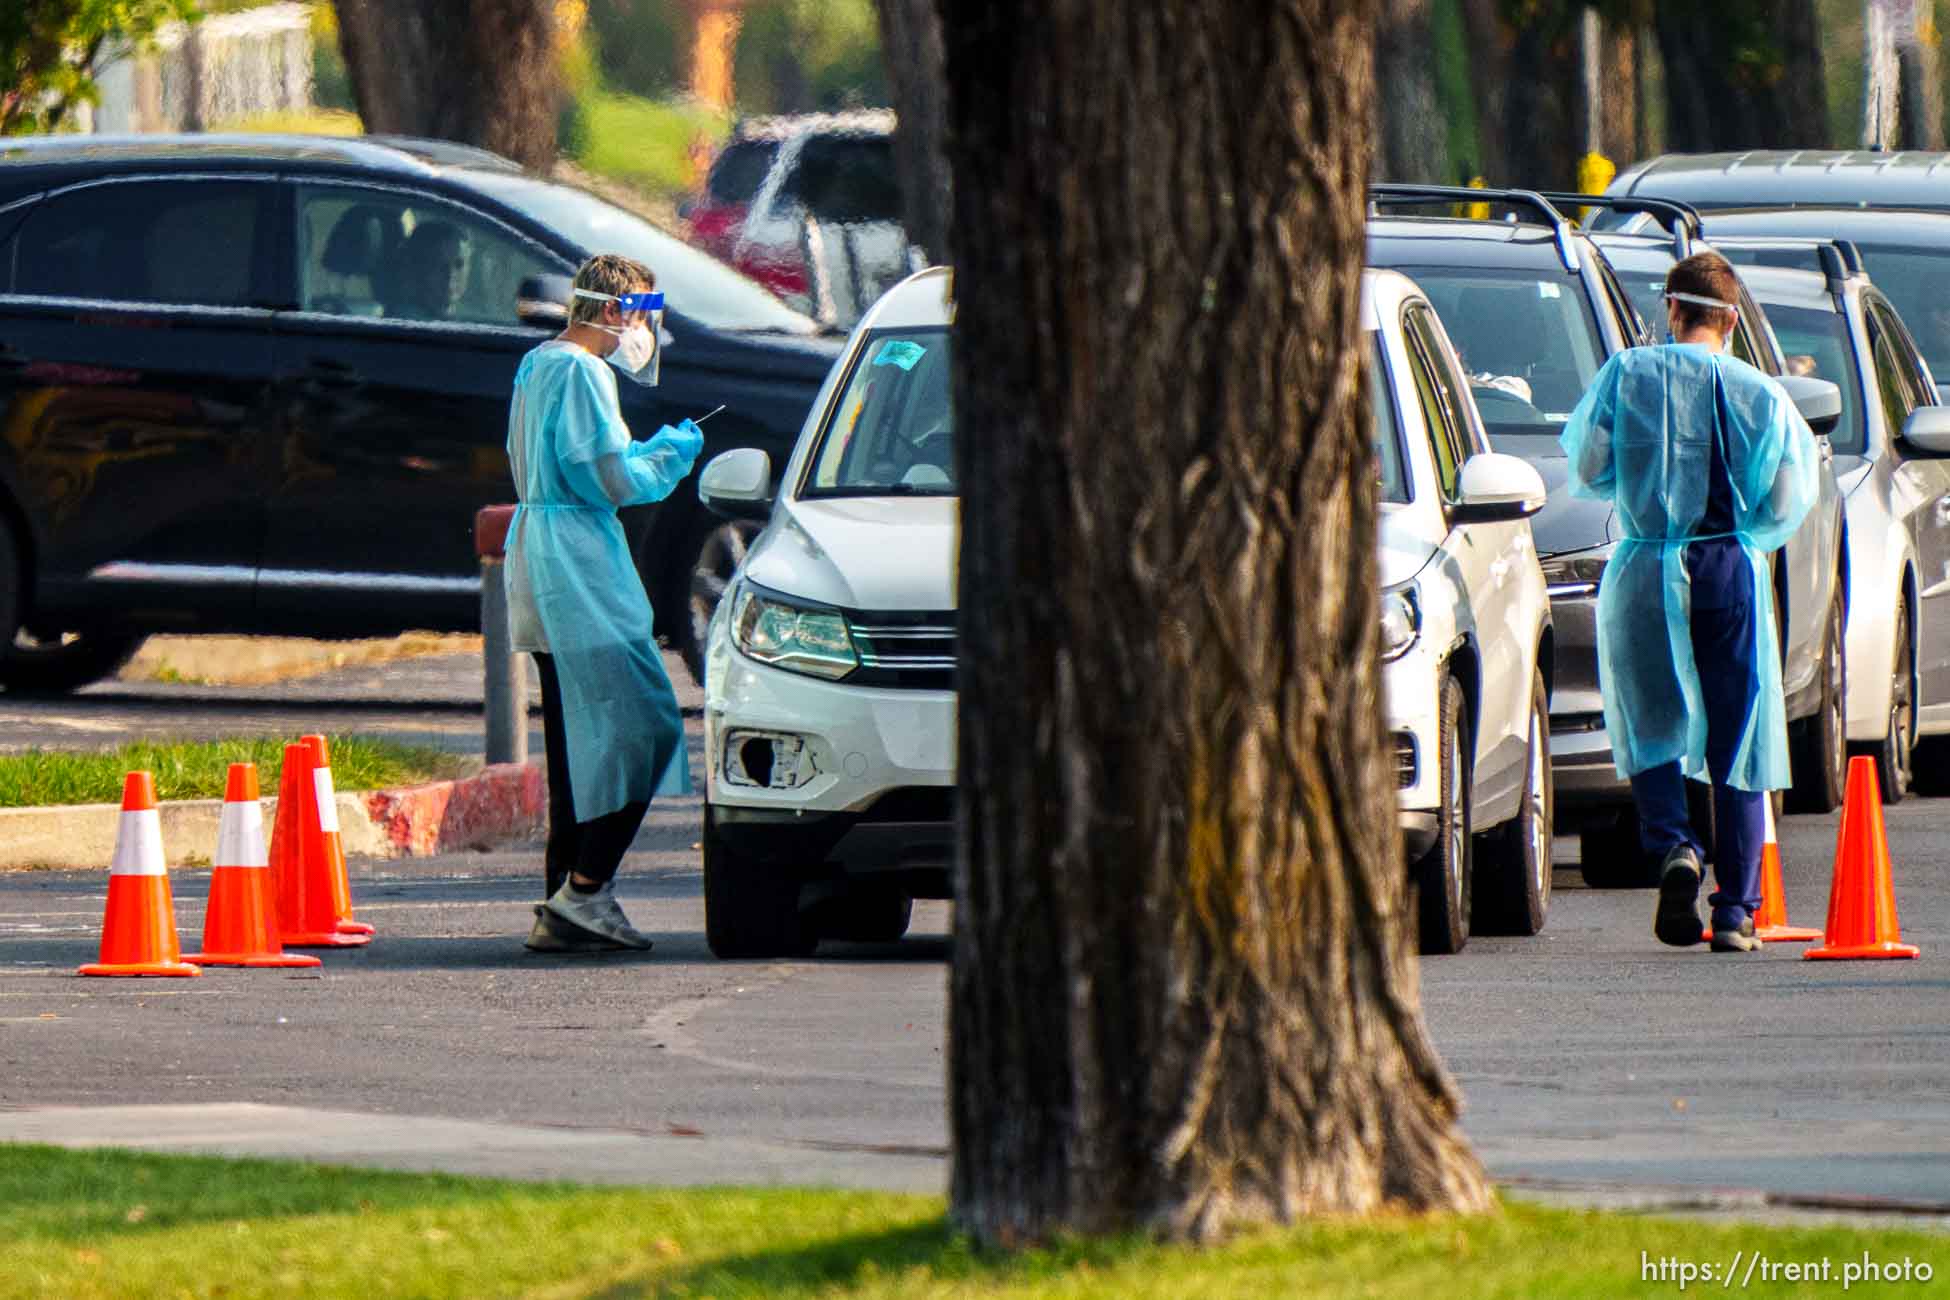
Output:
[{"xmin": 665, "ymin": 418, "xmax": 704, "ymax": 462}]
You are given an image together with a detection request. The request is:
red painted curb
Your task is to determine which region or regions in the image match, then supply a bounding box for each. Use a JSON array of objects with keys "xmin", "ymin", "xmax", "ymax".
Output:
[{"xmin": 362, "ymin": 762, "xmax": 547, "ymax": 857}]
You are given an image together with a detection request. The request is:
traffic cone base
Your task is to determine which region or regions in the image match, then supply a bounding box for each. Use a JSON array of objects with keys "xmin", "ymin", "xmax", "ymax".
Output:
[
  {"xmin": 1805, "ymin": 756, "xmax": 1919, "ymax": 961},
  {"xmin": 282, "ymin": 928, "xmax": 371, "ymax": 948},
  {"xmin": 336, "ymin": 920, "xmax": 376, "ymax": 937},
  {"xmin": 78, "ymin": 880, "xmax": 201, "ymax": 976},
  {"xmin": 1804, "ymin": 939, "xmax": 1919, "ymax": 960}
]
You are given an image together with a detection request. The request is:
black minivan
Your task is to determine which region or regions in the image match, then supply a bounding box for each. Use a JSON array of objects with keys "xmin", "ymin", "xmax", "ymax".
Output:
[{"xmin": 0, "ymin": 133, "xmax": 841, "ymax": 692}]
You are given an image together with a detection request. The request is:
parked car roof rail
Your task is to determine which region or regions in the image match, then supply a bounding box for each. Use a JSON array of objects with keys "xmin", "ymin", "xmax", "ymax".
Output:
[
  {"xmin": 1367, "ymin": 183, "xmax": 1582, "ymax": 272},
  {"xmin": 1533, "ymin": 192, "xmax": 1703, "ymax": 259},
  {"xmin": 1706, "ymin": 235, "xmax": 1866, "ymax": 293}
]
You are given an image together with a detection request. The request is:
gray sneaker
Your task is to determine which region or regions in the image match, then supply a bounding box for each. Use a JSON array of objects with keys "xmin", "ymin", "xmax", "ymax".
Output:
[
  {"xmin": 1653, "ymin": 846, "xmax": 1705, "ymax": 948},
  {"xmin": 1711, "ymin": 917, "xmax": 1762, "ymax": 953},
  {"xmin": 541, "ymin": 881, "xmax": 654, "ymax": 950}
]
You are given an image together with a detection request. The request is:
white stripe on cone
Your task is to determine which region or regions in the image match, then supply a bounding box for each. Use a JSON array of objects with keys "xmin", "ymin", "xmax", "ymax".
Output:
[
  {"xmin": 1764, "ymin": 796, "xmax": 1778, "ymax": 844},
  {"xmin": 108, "ymin": 808, "xmax": 166, "ymax": 877},
  {"xmin": 312, "ymin": 767, "xmax": 341, "ymax": 834},
  {"xmin": 216, "ymin": 799, "xmax": 268, "ymax": 868}
]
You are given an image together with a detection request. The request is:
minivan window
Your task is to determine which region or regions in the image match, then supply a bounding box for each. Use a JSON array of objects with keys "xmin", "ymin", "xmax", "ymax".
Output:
[
  {"xmin": 461, "ymin": 171, "xmax": 819, "ymax": 335},
  {"xmin": 805, "ymin": 327, "xmax": 953, "ymax": 497},
  {"xmin": 1393, "ymin": 265, "xmax": 1606, "ymax": 449},
  {"xmin": 1764, "ymin": 302, "xmax": 1866, "ymax": 454},
  {"xmin": 11, "ymin": 179, "xmax": 264, "ymax": 307}
]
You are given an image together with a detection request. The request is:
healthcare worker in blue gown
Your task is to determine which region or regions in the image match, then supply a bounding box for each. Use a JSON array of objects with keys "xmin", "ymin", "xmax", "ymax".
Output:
[
  {"xmin": 1561, "ymin": 251, "xmax": 1820, "ymax": 953},
  {"xmin": 506, "ymin": 253, "xmax": 705, "ymax": 953}
]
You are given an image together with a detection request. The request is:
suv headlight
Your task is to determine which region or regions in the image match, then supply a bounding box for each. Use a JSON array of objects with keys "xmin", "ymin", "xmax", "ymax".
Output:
[
  {"xmin": 731, "ymin": 582, "xmax": 859, "ymax": 680},
  {"xmin": 1380, "ymin": 587, "xmax": 1420, "ymax": 662}
]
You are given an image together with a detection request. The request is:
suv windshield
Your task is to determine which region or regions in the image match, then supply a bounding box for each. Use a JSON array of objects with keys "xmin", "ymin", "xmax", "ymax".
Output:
[
  {"xmin": 708, "ymin": 140, "xmax": 779, "ymax": 205},
  {"xmin": 803, "ymin": 327, "xmax": 954, "ymax": 498},
  {"xmin": 1392, "ymin": 265, "xmax": 1605, "ymax": 457},
  {"xmin": 1763, "ymin": 301, "xmax": 1867, "ymax": 454},
  {"xmin": 461, "ymin": 171, "xmax": 819, "ymax": 335}
]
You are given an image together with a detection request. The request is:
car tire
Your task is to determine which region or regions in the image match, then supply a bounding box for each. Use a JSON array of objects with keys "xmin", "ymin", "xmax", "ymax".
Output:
[
  {"xmin": 702, "ymin": 805, "xmax": 816, "ymax": 959},
  {"xmin": 1867, "ymin": 597, "xmax": 1916, "ymax": 804},
  {"xmin": 1579, "ymin": 805, "xmax": 1658, "ymax": 888},
  {"xmin": 814, "ymin": 888, "xmax": 914, "ymax": 943},
  {"xmin": 1414, "ymin": 675, "xmax": 1471, "ymax": 956},
  {"xmin": 1473, "ymin": 668, "xmax": 1551, "ymax": 937},
  {"xmin": 0, "ymin": 517, "xmax": 18, "ymax": 653},
  {"xmin": 678, "ymin": 518, "xmax": 761, "ymax": 687},
  {"xmin": 1787, "ymin": 579, "xmax": 1847, "ymax": 814},
  {"xmin": 0, "ymin": 627, "xmax": 144, "ymax": 696}
]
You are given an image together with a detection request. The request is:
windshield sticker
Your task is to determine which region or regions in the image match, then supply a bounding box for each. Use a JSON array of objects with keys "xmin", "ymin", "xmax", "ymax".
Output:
[
  {"xmin": 873, "ymin": 340, "xmax": 927, "ymax": 371},
  {"xmin": 1538, "ymin": 282, "xmax": 1561, "ymax": 299}
]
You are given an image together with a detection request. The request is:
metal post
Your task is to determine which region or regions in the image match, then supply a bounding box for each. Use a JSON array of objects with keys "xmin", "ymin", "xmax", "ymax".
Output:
[{"xmin": 476, "ymin": 506, "xmax": 527, "ymax": 767}]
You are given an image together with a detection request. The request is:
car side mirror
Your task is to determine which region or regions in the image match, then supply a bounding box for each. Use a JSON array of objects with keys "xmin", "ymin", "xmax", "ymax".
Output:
[
  {"xmin": 1901, "ymin": 405, "xmax": 1950, "ymax": 455},
  {"xmin": 516, "ymin": 273, "xmax": 572, "ymax": 329},
  {"xmin": 1451, "ymin": 451, "xmax": 1547, "ymax": 524},
  {"xmin": 699, "ymin": 448, "xmax": 774, "ymax": 521},
  {"xmin": 1779, "ymin": 374, "xmax": 1842, "ymax": 438}
]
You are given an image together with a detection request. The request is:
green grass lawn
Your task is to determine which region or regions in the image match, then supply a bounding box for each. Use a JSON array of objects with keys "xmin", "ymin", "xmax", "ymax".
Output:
[
  {"xmin": 0, "ymin": 736, "xmax": 473, "ymax": 807},
  {"xmin": 570, "ymin": 91, "xmax": 726, "ymax": 200},
  {"xmin": 2, "ymin": 1144, "xmax": 1944, "ymax": 1298}
]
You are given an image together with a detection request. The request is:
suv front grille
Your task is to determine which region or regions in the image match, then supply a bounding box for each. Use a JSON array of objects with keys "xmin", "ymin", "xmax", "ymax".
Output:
[{"xmin": 844, "ymin": 610, "xmax": 956, "ymax": 689}]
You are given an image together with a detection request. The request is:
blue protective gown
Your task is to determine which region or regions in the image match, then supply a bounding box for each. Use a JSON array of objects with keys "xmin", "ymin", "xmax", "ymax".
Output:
[
  {"xmin": 1559, "ymin": 344, "xmax": 1821, "ymax": 792},
  {"xmin": 504, "ymin": 340, "xmax": 703, "ymax": 821}
]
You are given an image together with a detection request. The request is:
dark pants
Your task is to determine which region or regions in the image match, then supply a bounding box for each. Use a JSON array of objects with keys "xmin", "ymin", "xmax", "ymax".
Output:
[
  {"xmin": 535, "ymin": 652, "xmax": 649, "ymax": 899},
  {"xmin": 1628, "ymin": 539, "xmax": 1765, "ymax": 931}
]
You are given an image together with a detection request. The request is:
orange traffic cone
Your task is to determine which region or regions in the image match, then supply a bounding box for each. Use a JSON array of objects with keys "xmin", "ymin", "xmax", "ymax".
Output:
[
  {"xmin": 1806, "ymin": 756, "xmax": 1919, "ymax": 961},
  {"xmin": 273, "ymin": 742, "xmax": 369, "ymax": 948},
  {"xmin": 1754, "ymin": 796, "xmax": 1821, "ymax": 943},
  {"xmin": 303, "ymin": 735, "xmax": 374, "ymax": 939},
  {"xmin": 184, "ymin": 764, "xmax": 322, "ymax": 969},
  {"xmin": 79, "ymin": 772, "xmax": 200, "ymax": 978}
]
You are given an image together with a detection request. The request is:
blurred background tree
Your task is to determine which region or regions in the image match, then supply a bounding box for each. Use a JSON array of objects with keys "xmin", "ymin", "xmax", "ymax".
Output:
[{"xmin": 1, "ymin": 0, "xmax": 199, "ymax": 135}]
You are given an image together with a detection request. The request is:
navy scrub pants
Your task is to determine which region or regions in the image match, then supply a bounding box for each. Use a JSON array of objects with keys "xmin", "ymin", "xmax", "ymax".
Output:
[{"xmin": 1628, "ymin": 538, "xmax": 1766, "ymax": 931}]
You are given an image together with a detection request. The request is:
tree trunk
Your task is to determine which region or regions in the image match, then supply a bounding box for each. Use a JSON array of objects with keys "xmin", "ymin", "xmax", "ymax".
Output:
[
  {"xmin": 1899, "ymin": 9, "xmax": 1944, "ymax": 150},
  {"xmin": 874, "ymin": 0, "xmax": 952, "ymax": 261},
  {"xmin": 1376, "ymin": 0, "xmax": 1448, "ymax": 181},
  {"xmin": 941, "ymin": 0, "xmax": 1492, "ymax": 1246},
  {"xmin": 1456, "ymin": 0, "xmax": 1510, "ymax": 180},
  {"xmin": 1500, "ymin": 11, "xmax": 1582, "ymax": 188},
  {"xmin": 334, "ymin": 0, "xmax": 560, "ymax": 171},
  {"xmin": 1655, "ymin": 0, "xmax": 1828, "ymax": 152}
]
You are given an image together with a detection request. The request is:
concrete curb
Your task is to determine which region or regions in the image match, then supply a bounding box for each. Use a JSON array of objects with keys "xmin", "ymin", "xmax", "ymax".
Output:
[{"xmin": 0, "ymin": 762, "xmax": 546, "ymax": 872}]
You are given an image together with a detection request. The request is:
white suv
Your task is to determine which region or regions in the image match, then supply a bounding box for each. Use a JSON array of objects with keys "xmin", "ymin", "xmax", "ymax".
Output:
[
  {"xmin": 694, "ymin": 265, "xmax": 1553, "ymax": 959},
  {"xmin": 1367, "ymin": 269, "xmax": 1555, "ymax": 953},
  {"xmin": 696, "ymin": 267, "xmax": 957, "ymax": 958}
]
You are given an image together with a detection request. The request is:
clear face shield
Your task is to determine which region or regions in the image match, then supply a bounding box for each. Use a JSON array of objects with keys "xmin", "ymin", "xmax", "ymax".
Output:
[{"xmin": 574, "ymin": 287, "xmax": 665, "ymax": 386}]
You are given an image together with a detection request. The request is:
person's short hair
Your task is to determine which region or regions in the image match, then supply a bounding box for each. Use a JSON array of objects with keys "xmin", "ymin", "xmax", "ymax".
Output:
[
  {"xmin": 404, "ymin": 220, "xmax": 468, "ymax": 258},
  {"xmin": 1665, "ymin": 251, "xmax": 1741, "ymax": 335},
  {"xmin": 570, "ymin": 253, "xmax": 656, "ymax": 325}
]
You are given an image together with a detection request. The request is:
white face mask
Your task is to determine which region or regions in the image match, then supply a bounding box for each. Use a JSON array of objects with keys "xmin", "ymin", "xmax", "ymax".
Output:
[{"xmin": 601, "ymin": 322, "xmax": 659, "ymax": 386}]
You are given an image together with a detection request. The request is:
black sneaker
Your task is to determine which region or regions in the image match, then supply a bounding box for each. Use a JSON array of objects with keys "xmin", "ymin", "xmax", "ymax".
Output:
[
  {"xmin": 1711, "ymin": 917, "xmax": 1762, "ymax": 953},
  {"xmin": 1653, "ymin": 846, "xmax": 1705, "ymax": 948}
]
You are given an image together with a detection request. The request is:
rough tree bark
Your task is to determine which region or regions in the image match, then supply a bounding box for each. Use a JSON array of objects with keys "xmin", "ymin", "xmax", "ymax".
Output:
[
  {"xmin": 874, "ymin": 0, "xmax": 952, "ymax": 261},
  {"xmin": 1655, "ymin": 0, "xmax": 1827, "ymax": 152},
  {"xmin": 942, "ymin": 0, "xmax": 1492, "ymax": 1245},
  {"xmin": 1898, "ymin": 14, "xmax": 1945, "ymax": 150},
  {"xmin": 334, "ymin": 0, "xmax": 560, "ymax": 171},
  {"xmin": 1375, "ymin": 0, "xmax": 1448, "ymax": 181}
]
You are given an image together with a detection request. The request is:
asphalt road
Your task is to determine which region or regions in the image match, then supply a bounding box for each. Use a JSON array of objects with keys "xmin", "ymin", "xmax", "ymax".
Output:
[{"xmin": 2, "ymin": 660, "xmax": 1948, "ymax": 1213}]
